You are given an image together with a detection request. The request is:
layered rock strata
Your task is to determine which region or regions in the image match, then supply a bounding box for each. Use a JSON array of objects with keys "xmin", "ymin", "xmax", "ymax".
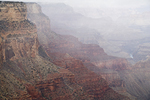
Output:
[
  {"xmin": 0, "ymin": 2, "xmax": 90, "ymax": 100},
  {"xmin": 26, "ymin": 2, "xmax": 130, "ymax": 100},
  {"xmin": 33, "ymin": 2, "xmax": 150, "ymax": 100},
  {"xmin": 121, "ymin": 57, "xmax": 150, "ymax": 100},
  {"xmin": 0, "ymin": 2, "xmax": 38, "ymax": 62}
]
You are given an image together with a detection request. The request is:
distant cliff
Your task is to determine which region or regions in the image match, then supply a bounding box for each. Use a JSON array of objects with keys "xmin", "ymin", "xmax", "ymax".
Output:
[
  {"xmin": 27, "ymin": 3, "xmax": 52, "ymax": 44},
  {"xmin": 124, "ymin": 57, "xmax": 150, "ymax": 100},
  {"xmin": 27, "ymin": 2, "xmax": 150, "ymax": 100},
  {"xmin": 26, "ymin": 2, "xmax": 131, "ymax": 100}
]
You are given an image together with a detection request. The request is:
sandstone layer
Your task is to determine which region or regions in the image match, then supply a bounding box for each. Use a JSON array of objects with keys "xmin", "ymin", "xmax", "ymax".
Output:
[
  {"xmin": 0, "ymin": 2, "xmax": 90, "ymax": 100},
  {"xmin": 27, "ymin": 2, "xmax": 130, "ymax": 100},
  {"xmin": 36, "ymin": 2, "xmax": 150, "ymax": 100}
]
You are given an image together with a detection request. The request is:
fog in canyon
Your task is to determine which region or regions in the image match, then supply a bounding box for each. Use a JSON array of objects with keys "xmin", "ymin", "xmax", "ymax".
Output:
[
  {"xmin": 3, "ymin": 0, "xmax": 150, "ymax": 62},
  {"xmin": 1, "ymin": 0, "xmax": 150, "ymax": 100},
  {"xmin": 37, "ymin": 0, "xmax": 150, "ymax": 63}
]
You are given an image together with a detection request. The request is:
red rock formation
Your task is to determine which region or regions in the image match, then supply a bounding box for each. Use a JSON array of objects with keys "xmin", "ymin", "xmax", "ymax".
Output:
[
  {"xmin": 42, "ymin": 33, "xmax": 131, "ymax": 96},
  {"xmin": 48, "ymin": 52, "xmax": 129, "ymax": 100},
  {"xmin": 0, "ymin": 2, "xmax": 38, "ymax": 62},
  {"xmin": 25, "ymin": 2, "xmax": 131, "ymax": 99},
  {"xmin": 42, "ymin": 33, "xmax": 129, "ymax": 71},
  {"xmin": 0, "ymin": 2, "xmax": 91, "ymax": 100},
  {"xmin": 21, "ymin": 2, "xmax": 130, "ymax": 100}
]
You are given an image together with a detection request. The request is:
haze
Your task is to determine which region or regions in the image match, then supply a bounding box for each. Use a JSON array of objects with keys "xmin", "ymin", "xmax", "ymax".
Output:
[
  {"xmin": 2, "ymin": 0, "xmax": 150, "ymax": 8},
  {"xmin": 1, "ymin": 1, "xmax": 150, "ymax": 100}
]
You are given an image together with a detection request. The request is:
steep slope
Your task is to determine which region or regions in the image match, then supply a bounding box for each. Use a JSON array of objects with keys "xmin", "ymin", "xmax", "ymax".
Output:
[
  {"xmin": 35, "ymin": 2, "xmax": 150, "ymax": 100},
  {"xmin": 39, "ymin": 3, "xmax": 135, "ymax": 59},
  {"xmin": 42, "ymin": 33, "xmax": 134, "ymax": 100},
  {"xmin": 40, "ymin": 3, "xmax": 150, "ymax": 60},
  {"xmin": 27, "ymin": 3, "xmax": 53, "ymax": 45},
  {"xmin": 50, "ymin": 52, "xmax": 130, "ymax": 100},
  {"xmin": 133, "ymin": 42, "xmax": 150, "ymax": 61},
  {"xmin": 27, "ymin": 2, "xmax": 130, "ymax": 100},
  {"xmin": 120, "ymin": 57, "xmax": 150, "ymax": 100},
  {"xmin": 0, "ymin": 2, "xmax": 91, "ymax": 100}
]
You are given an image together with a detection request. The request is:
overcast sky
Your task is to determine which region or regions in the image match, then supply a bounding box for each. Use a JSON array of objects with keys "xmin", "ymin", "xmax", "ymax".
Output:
[{"xmin": 1, "ymin": 0, "xmax": 150, "ymax": 8}]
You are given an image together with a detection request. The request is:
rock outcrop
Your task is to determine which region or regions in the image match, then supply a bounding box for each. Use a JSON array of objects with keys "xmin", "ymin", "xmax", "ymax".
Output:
[
  {"xmin": 0, "ymin": 2, "xmax": 38, "ymax": 62},
  {"xmin": 27, "ymin": 2, "xmax": 150, "ymax": 100},
  {"xmin": 37, "ymin": 5, "xmax": 135, "ymax": 98},
  {"xmin": 47, "ymin": 50, "xmax": 130, "ymax": 100},
  {"xmin": 0, "ymin": 2, "xmax": 90, "ymax": 100},
  {"xmin": 27, "ymin": 3, "xmax": 53, "ymax": 44},
  {"xmin": 121, "ymin": 57, "xmax": 150, "ymax": 100},
  {"xmin": 27, "ymin": 2, "xmax": 131, "ymax": 100},
  {"xmin": 42, "ymin": 33, "xmax": 133, "ymax": 99}
]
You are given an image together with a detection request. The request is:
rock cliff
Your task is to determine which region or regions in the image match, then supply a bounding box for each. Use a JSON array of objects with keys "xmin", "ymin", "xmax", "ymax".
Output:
[
  {"xmin": 133, "ymin": 42, "xmax": 150, "ymax": 62},
  {"xmin": 27, "ymin": 2, "xmax": 150, "ymax": 100},
  {"xmin": 27, "ymin": 3, "xmax": 53, "ymax": 45},
  {"xmin": 26, "ymin": 2, "xmax": 130, "ymax": 100},
  {"xmin": 42, "ymin": 33, "xmax": 133, "ymax": 99},
  {"xmin": 0, "ymin": 2, "xmax": 91, "ymax": 100},
  {"xmin": 122, "ymin": 57, "xmax": 150, "ymax": 100},
  {"xmin": 36, "ymin": 6, "xmax": 134, "ymax": 98},
  {"xmin": 0, "ymin": 2, "xmax": 38, "ymax": 62},
  {"xmin": 46, "ymin": 50, "xmax": 130, "ymax": 100}
]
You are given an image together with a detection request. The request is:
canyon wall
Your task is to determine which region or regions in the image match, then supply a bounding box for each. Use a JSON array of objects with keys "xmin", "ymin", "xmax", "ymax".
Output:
[
  {"xmin": 0, "ymin": 2, "xmax": 38, "ymax": 62},
  {"xmin": 0, "ymin": 2, "xmax": 90, "ymax": 100},
  {"xmin": 27, "ymin": 2, "xmax": 131, "ymax": 100},
  {"xmin": 1, "ymin": 2, "xmax": 149, "ymax": 100},
  {"xmin": 122, "ymin": 57, "xmax": 150, "ymax": 100},
  {"xmin": 0, "ymin": 1, "xmax": 131, "ymax": 100},
  {"xmin": 27, "ymin": 3, "xmax": 53, "ymax": 45},
  {"xmin": 133, "ymin": 42, "xmax": 150, "ymax": 61},
  {"xmin": 38, "ymin": 2, "xmax": 150, "ymax": 100}
]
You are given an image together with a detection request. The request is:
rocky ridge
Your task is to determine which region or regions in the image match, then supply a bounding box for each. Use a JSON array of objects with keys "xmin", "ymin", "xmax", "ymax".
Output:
[
  {"xmin": 122, "ymin": 57, "xmax": 150, "ymax": 100},
  {"xmin": 42, "ymin": 33, "xmax": 134, "ymax": 99},
  {"xmin": 38, "ymin": 2, "xmax": 150, "ymax": 100},
  {"xmin": 0, "ymin": 2, "xmax": 90, "ymax": 100},
  {"xmin": 27, "ymin": 2, "xmax": 131, "ymax": 100}
]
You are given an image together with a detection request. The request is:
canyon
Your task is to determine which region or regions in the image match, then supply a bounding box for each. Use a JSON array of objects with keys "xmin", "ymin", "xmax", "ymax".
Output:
[
  {"xmin": 0, "ymin": 2, "xmax": 89, "ymax": 100},
  {"xmin": 1, "ymin": 1, "xmax": 150, "ymax": 100},
  {"xmin": 40, "ymin": 3, "xmax": 150, "ymax": 62},
  {"xmin": 0, "ymin": 1, "xmax": 130, "ymax": 100},
  {"xmin": 27, "ymin": 2, "xmax": 132, "ymax": 100},
  {"xmin": 39, "ymin": 2, "xmax": 150, "ymax": 100}
]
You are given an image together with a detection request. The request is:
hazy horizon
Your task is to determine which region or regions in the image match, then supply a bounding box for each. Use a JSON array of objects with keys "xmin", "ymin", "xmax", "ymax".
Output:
[
  {"xmin": 1, "ymin": 0, "xmax": 150, "ymax": 8},
  {"xmin": 1, "ymin": 2, "xmax": 150, "ymax": 100}
]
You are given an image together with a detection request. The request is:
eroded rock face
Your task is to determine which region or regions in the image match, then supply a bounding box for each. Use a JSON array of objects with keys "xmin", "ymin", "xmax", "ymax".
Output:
[
  {"xmin": 48, "ymin": 52, "xmax": 129, "ymax": 100},
  {"xmin": 133, "ymin": 42, "xmax": 150, "ymax": 62},
  {"xmin": 41, "ymin": 33, "xmax": 129, "ymax": 71},
  {"xmin": 0, "ymin": 2, "xmax": 38, "ymax": 62},
  {"xmin": 121, "ymin": 57, "xmax": 150, "ymax": 100},
  {"xmin": 41, "ymin": 33, "xmax": 132, "ymax": 99},
  {"xmin": 27, "ymin": 2, "xmax": 130, "ymax": 100},
  {"xmin": 0, "ymin": 2, "xmax": 91, "ymax": 100},
  {"xmin": 41, "ymin": 34, "xmax": 132, "ymax": 99},
  {"xmin": 27, "ymin": 3, "xmax": 52, "ymax": 45},
  {"xmin": 0, "ymin": 2, "xmax": 27, "ymax": 21},
  {"xmin": 1, "ymin": 56, "xmax": 91, "ymax": 100}
]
